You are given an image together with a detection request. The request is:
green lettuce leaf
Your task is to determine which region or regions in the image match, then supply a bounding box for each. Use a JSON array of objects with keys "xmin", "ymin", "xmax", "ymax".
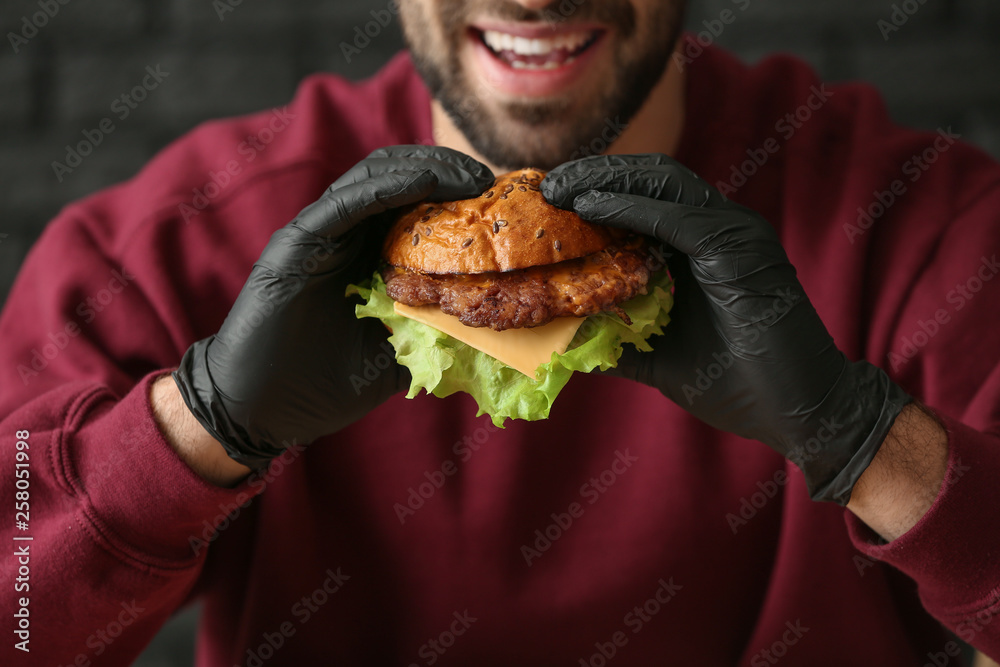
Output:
[{"xmin": 347, "ymin": 268, "xmax": 673, "ymax": 427}]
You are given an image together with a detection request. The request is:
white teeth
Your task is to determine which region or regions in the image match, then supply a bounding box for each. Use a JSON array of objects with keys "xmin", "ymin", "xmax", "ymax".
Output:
[{"xmin": 481, "ymin": 29, "xmax": 593, "ymax": 57}]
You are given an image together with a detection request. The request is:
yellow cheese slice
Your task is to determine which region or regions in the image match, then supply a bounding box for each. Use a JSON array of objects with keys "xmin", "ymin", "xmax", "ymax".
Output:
[{"xmin": 393, "ymin": 302, "xmax": 585, "ymax": 379}]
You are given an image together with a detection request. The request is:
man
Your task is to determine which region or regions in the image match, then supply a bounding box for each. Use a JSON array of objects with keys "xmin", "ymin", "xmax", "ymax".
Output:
[{"xmin": 2, "ymin": 0, "xmax": 999, "ymax": 665}]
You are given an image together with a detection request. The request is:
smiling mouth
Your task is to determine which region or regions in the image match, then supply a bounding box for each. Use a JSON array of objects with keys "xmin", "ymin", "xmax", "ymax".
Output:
[{"xmin": 474, "ymin": 28, "xmax": 602, "ymax": 70}]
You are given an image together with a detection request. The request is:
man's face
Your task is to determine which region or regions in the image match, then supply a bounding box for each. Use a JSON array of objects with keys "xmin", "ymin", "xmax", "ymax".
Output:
[{"xmin": 399, "ymin": 0, "xmax": 686, "ymax": 170}]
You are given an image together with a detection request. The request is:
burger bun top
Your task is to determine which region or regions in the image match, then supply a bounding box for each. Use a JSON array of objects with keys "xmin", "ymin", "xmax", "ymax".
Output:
[{"xmin": 382, "ymin": 168, "xmax": 623, "ymax": 274}]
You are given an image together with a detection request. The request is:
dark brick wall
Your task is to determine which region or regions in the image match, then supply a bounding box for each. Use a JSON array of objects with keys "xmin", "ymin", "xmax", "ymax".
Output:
[
  {"xmin": 0, "ymin": 1, "xmax": 997, "ymax": 664},
  {"xmin": 0, "ymin": 0, "xmax": 407, "ymax": 306}
]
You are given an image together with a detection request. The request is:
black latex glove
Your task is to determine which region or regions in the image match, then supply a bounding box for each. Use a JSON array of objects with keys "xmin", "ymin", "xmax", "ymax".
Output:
[
  {"xmin": 173, "ymin": 146, "xmax": 494, "ymax": 469},
  {"xmin": 543, "ymin": 154, "xmax": 911, "ymax": 504}
]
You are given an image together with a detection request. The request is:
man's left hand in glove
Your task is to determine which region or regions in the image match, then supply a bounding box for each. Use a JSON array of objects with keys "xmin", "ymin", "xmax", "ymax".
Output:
[{"xmin": 542, "ymin": 154, "xmax": 915, "ymax": 507}]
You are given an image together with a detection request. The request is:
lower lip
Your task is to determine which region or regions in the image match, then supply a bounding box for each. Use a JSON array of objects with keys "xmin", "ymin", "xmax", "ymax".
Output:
[{"xmin": 469, "ymin": 30, "xmax": 606, "ymax": 98}]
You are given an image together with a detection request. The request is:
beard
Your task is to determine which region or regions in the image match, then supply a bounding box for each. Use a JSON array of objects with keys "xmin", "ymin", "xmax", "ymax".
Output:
[{"xmin": 400, "ymin": 0, "xmax": 685, "ymax": 170}]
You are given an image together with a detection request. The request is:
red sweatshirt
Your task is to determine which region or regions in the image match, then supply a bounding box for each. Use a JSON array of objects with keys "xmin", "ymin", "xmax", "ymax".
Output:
[{"xmin": 3, "ymin": 41, "xmax": 1000, "ymax": 667}]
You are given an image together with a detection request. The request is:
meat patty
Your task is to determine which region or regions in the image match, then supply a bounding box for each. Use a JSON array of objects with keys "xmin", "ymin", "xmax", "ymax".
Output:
[{"xmin": 383, "ymin": 245, "xmax": 650, "ymax": 331}]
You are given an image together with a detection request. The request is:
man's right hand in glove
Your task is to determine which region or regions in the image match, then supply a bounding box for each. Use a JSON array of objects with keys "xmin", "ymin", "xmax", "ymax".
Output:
[{"xmin": 151, "ymin": 146, "xmax": 494, "ymax": 484}]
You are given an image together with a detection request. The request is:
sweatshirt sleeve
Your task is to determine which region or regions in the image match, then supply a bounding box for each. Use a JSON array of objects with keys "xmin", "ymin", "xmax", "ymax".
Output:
[
  {"xmin": 845, "ymin": 180, "xmax": 1000, "ymax": 657},
  {"xmin": 0, "ymin": 208, "xmax": 260, "ymax": 666},
  {"xmin": 846, "ymin": 415, "xmax": 1000, "ymax": 653}
]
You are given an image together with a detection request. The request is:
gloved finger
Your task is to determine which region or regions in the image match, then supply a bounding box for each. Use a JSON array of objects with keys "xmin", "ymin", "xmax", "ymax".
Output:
[
  {"xmin": 328, "ymin": 157, "xmax": 491, "ymax": 205},
  {"xmin": 569, "ymin": 190, "xmax": 711, "ymax": 252},
  {"xmin": 573, "ymin": 190, "xmax": 786, "ymax": 263},
  {"xmin": 367, "ymin": 145, "xmax": 494, "ymax": 187},
  {"xmin": 293, "ymin": 168, "xmax": 441, "ymax": 237},
  {"xmin": 547, "ymin": 153, "xmax": 673, "ymax": 176},
  {"xmin": 543, "ymin": 156, "xmax": 726, "ymax": 209},
  {"xmin": 332, "ymin": 145, "xmax": 494, "ymax": 196}
]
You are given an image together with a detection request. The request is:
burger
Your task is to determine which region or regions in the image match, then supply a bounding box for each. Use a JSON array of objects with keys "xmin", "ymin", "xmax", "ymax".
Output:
[{"xmin": 348, "ymin": 168, "xmax": 674, "ymax": 425}]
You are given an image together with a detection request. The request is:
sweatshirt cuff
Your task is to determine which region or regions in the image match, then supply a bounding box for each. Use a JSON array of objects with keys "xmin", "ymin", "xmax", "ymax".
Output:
[
  {"xmin": 65, "ymin": 370, "xmax": 264, "ymax": 564},
  {"xmin": 845, "ymin": 411, "xmax": 1000, "ymax": 613}
]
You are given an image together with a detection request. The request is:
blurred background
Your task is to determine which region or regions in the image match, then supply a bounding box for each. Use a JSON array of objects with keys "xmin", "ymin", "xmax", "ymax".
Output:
[{"xmin": 1, "ymin": 0, "xmax": 998, "ymax": 664}]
